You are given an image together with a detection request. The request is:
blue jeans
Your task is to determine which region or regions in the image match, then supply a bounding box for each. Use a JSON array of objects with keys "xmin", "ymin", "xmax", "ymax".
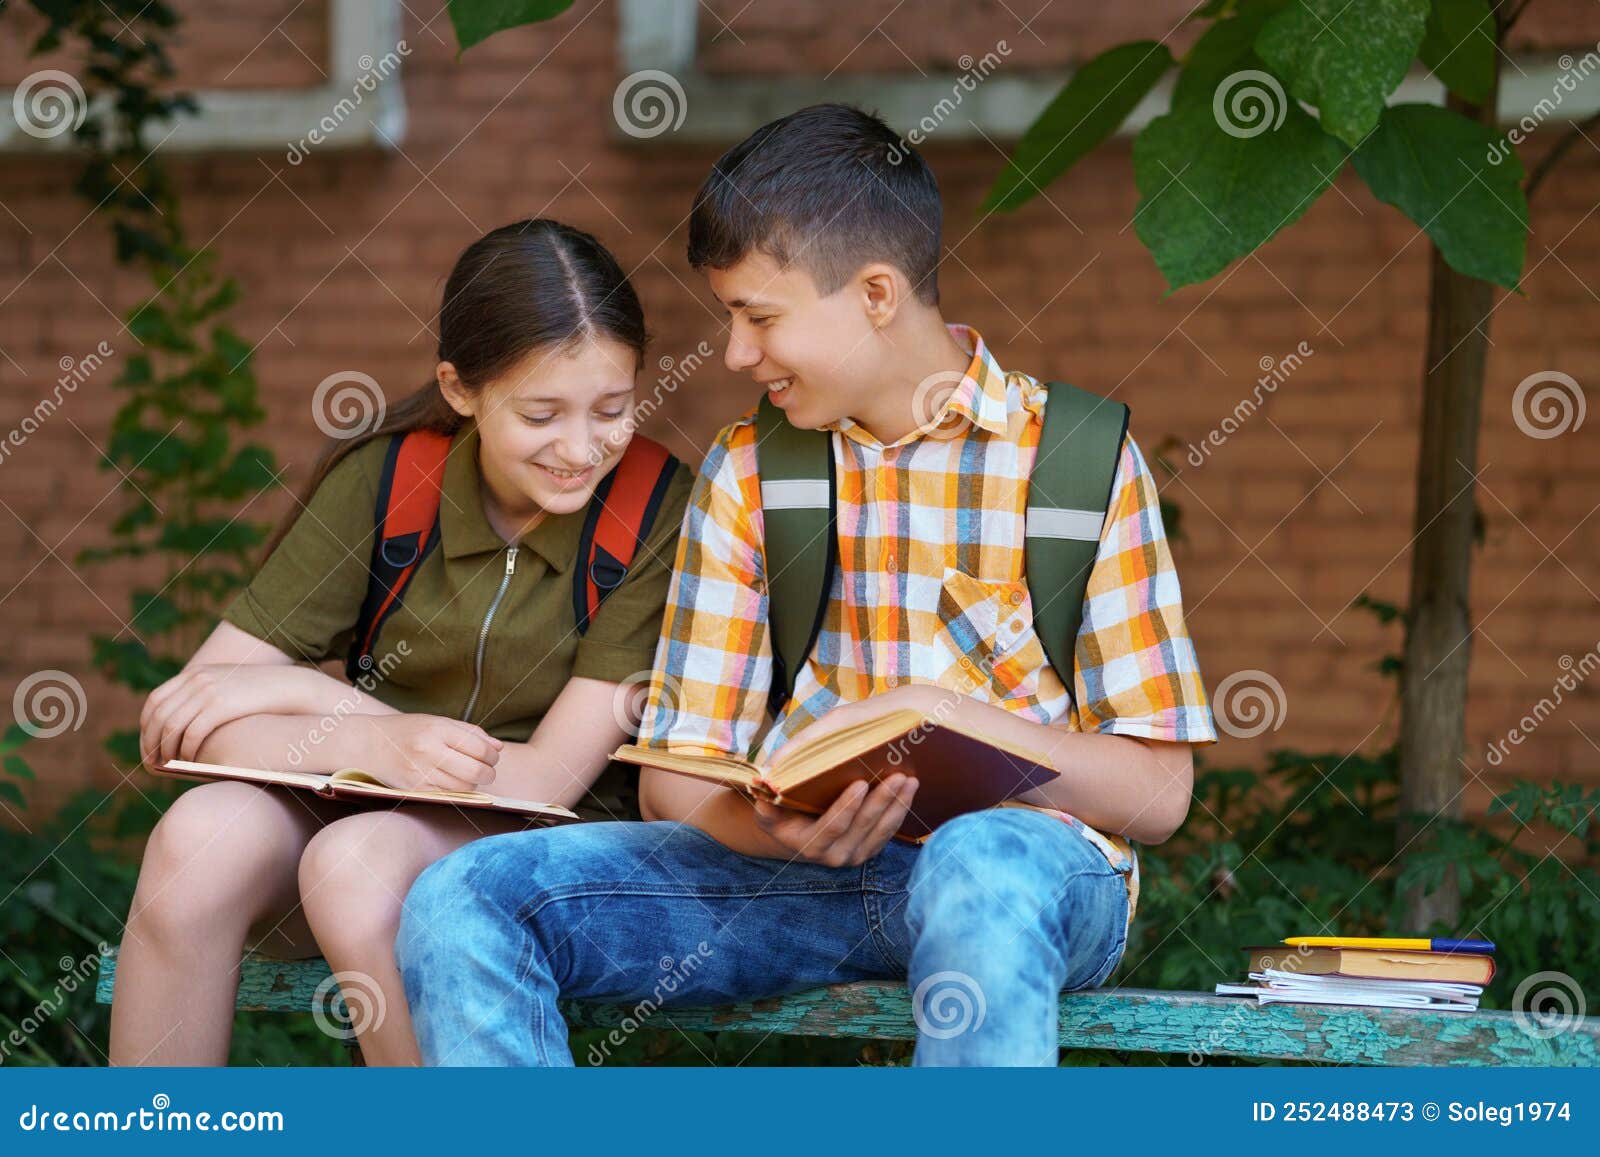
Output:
[{"xmin": 396, "ymin": 807, "xmax": 1130, "ymax": 1066}]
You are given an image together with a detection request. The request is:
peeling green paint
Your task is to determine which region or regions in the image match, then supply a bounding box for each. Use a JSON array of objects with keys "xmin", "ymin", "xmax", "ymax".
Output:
[{"xmin": 94, "ymin": 948, "xmax": 1600, "ymax": 1067}]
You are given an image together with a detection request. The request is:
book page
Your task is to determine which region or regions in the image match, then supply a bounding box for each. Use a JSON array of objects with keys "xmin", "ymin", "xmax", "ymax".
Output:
[
  {"xmin": 770, "ymin": 708, "xmax": 1055, "ymax": 788},
  {"xmin": 158, "ymin": 760, "xmax": 332, "ymax": 793},
  {"xmin": 610, "ymin": 745, "xmax": 761, "ymax": 784}
]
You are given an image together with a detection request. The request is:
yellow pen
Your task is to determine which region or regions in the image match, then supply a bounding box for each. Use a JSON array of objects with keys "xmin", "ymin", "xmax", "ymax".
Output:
[{"xmin": 1284, "ymin": 936, "xmax": 1495, "ymax": 953}]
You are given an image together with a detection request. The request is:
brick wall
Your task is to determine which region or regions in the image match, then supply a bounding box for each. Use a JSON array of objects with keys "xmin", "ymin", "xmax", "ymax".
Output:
[{"xmin": 2, "ymin": 1, "xmax": 1597, "ymax": 829}]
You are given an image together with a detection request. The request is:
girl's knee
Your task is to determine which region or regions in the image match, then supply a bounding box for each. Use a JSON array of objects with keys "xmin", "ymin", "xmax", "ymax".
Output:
[
  {"xmin": 145, "ymin": 783, "xmax": 273, "ymax": 866},
  {"xmin": 140, "ymin": 787, "xmax": 281, "ymax": 889},
  {"xmin": 298, "ymin": 813, "xmax": 417, "ymax": 910},
  {"xmin": 298, "ymin": 814, "xmax": 416, "ymax": 953},
  {"xmin": 135, "ymin": 783, "xmax": 293, "ymax": 932}
]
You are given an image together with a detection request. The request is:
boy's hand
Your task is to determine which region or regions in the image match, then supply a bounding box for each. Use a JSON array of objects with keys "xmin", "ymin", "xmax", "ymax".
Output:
[{"xmin": 753, "ymin": 773, "xmax": 918, "ymax": 867}]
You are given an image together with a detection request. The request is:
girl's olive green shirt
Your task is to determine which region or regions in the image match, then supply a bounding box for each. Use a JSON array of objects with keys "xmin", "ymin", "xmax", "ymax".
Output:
[{"xmin": 223, "ymin": 423, "xmax": 693, "ymax": 744}]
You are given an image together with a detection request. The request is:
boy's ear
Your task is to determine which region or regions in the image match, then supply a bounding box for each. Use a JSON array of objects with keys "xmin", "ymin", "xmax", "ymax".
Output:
[
  {"xmin": 436, "ymin": 361, "xmax": 476, "ymax": 417},
  {"xmin": 858, "ymin": 263, "xmax": 904, "ymax": 329}
]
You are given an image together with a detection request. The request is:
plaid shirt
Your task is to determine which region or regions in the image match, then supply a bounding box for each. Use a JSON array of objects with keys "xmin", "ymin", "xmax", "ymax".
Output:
[{"xmin": 640, "ymin": 326, "xmax": 1217, "ymax": 928}]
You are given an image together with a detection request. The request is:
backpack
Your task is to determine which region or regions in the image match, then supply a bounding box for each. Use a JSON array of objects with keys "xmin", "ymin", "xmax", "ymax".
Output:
[
  {"xmin": 754, "ymin": 382, "xmax": 1129, "ymax": 716},
  {"xmin": 345, "ymin": 429, "xmax": 679, "ymax": 682}
]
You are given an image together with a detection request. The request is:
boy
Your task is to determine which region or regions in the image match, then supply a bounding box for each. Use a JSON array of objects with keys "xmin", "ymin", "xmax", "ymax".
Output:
[{"xmin": 397, "ymin": 104, "xmax": 1217, "ymax": 1066}]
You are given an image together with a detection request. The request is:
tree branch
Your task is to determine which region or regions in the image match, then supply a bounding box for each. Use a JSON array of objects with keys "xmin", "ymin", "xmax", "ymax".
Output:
[{"xmin": 1524, "ymin": 111, "xmax": 1600, "ymax": 201}]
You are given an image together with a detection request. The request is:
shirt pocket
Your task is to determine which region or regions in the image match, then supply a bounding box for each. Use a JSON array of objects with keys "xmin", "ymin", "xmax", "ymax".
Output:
[{"xmin": 933, "ymin": 567, "xmax": 1047, "ymax": 699}]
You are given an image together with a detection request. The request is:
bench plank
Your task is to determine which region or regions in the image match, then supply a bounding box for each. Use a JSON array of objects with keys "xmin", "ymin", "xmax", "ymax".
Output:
[{"xmin": 95, "ymin": 948, "xmax": 1600, "ymax": 1067}]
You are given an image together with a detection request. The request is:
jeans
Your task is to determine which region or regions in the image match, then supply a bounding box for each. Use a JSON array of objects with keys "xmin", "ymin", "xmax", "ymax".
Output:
[{"xmin": 396, "ymin": 807, "xmax": 1130, "ymax": 1066}]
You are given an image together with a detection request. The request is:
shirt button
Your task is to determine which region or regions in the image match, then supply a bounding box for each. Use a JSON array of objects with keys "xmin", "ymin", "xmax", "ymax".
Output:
[
  {"xmin": 1009, "ymin": 618, "xmax": 1023, "ymax": 633},
  {"xmin": 886, "ymin": 554, "xmax": 898, "ymax": 574},
  {"xmin": 1008, "ymin": 589, "xmax": 1025, "ymax": 606},
  {"xmin": 886, "ymin": 674, "xmax": 900, "ymax": 689}
]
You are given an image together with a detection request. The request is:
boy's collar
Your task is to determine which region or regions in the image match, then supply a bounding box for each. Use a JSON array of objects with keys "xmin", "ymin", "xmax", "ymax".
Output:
[
  {"xmin": 831, "ymin": 324, "xmax": 1012, "ymax": 446},
  {"xmin": 936, "ymin": 324, "xmax": 1012, "ymax": 437},
  {"xmin": 440, "ymin": 422, "xmax": 582, "ymax": 571}
]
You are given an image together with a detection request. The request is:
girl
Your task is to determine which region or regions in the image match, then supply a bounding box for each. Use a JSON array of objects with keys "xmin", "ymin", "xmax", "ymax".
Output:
[{"xmin": 109, "ymin": 220, "xmax": 692, "ymax": 1066}]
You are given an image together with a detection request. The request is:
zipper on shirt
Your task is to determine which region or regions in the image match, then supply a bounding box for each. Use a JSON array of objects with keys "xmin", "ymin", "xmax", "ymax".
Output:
[{"xmin": 462, "ymin": 545, "xmax": 517, "ymax": 724}]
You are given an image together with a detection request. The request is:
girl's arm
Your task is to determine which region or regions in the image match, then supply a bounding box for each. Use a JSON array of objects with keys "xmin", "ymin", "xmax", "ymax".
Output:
[
  {"xmin": 194, "ymin": 712, "xmax": 500, "ymax": 792},
  {"xmin": 152, "ymin": 624, "xmax": 631, "ymax": 803},
  {"xmin": 140, "ymin": 621, "xmax": 400, "ymax": 767},
  {"xmin": 152, "ymin": 623, "xmax": 500, "ymax": 792},
  {"xmin": 471, "ymin": 676, "xmax": 637, "ymax": 810},
  {"xmin": 201, "ymin": 675, "xmax": 636, "ymax": 808}
]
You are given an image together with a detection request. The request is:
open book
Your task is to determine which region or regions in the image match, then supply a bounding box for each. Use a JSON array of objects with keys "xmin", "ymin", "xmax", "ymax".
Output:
[
  {"xmin": 153, "ymin": 759, "xmax": 579, "ymax": 824},
  {"xmin": 612, "ymin": 707, "xmax": 1060, "ymax": 842}
]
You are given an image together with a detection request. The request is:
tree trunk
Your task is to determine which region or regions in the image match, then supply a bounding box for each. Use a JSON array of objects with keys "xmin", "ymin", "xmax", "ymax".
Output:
[{"xmin": 1396, "ymin": 38, "xmax": 1505, "ymax": 933}]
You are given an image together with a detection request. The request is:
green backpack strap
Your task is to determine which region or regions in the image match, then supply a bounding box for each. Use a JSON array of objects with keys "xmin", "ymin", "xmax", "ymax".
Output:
[
  {"xmin": 1025, "ymin": 382, "xmax": 1130, "ymax": 690},
  {"xmin": 752, "ymin": 397, "xmax": 836, "ymax": 717}
]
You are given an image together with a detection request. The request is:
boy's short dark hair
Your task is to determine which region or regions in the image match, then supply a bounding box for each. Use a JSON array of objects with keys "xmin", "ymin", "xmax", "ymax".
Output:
[{"xmin": 687, "ymin": 104, "xmax": 942, "ymax": 305}]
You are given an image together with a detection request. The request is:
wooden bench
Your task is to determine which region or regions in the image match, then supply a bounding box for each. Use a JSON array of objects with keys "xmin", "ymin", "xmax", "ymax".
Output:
[{"xmin": 95, "ymin": 947, "xmax": 1600, "ymax": 1066}]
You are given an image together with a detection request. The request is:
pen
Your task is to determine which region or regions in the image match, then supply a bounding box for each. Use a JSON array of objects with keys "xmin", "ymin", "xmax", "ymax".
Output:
[{"xmin": 1283, "ymin": 936, "xmax": 1495, "ymax": 953}]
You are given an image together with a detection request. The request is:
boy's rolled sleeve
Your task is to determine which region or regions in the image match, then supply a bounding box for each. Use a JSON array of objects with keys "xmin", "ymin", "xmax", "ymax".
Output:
[
  {"xmin": 636, "ymin": 419, "xmax": 774, "ymax": 760},
  {"xmin": 1073, "ymin": 436, "xmax": 1219, "ymax": 745}
]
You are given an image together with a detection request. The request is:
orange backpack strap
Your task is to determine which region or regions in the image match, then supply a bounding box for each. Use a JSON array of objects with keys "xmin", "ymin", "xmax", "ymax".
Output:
[
  {"xmin": 574, "ymin": 436, "xmax": 679, "ymax": 635},
  {"xmin": 345, "ymin": 429, "xmax": 452, "ymax": 682}
]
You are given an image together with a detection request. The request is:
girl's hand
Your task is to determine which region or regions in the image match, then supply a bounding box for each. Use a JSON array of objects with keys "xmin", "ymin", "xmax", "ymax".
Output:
[
  {"xmin": 365, "ymin": 714, "xmax": 503, "ymax": 794},
  {"xmin": 140, "ymin": 664, "xmax": 328, "ymax": 767}
]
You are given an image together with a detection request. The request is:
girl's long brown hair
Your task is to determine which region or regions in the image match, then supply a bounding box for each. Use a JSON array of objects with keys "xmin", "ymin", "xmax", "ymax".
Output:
[{"xmin": 262, "ymin": 219, "xmax": 648, "ymax": 560}]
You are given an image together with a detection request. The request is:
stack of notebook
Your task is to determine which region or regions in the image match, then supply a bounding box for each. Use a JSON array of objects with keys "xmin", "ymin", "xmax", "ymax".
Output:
[{"xmin": 1214, "ymin": 937, "xmax": 1495, "ymax": 1011}]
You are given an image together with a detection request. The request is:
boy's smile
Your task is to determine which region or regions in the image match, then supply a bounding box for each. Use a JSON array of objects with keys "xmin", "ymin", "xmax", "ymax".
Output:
[
  {"xmin": 706, "ymin": 252, "xmax": 881, "ymax": 431},
  {"xmin": 705, "ymin": 251, "xmax": 973, "ymax": 445}
]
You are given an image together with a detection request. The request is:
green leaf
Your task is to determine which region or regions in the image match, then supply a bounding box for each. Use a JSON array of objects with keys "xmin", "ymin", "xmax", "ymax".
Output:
[
  {"xmin": 1256, "ymin": 0, "xmax": 1430, "ymax": 146},
  {"xmin": 1352, "ymin": 591, "xmax": 1404, "ymax": 623},
  {"xmin": 197, "ymin": 276, "xmax": 241, "ymax": 317},
  {"xmin": 1351, "ymin": 103, "xmax": 1526, "ymax": 290},
  {"xmin": 1172, "ymin": 0, "xmax": 1290, "ymax": 109},
  {"xmin": 1419, "ymin": 0, "xmax": 1496, "ymax": 105},
  {"xmin": 447, "ymin": 0, "xmax": 575, "ymax": 53},
  {"xmin": 1, "ymin": 723, "xmax": 30, "ymax": 755},
  {"xmin": 1131, "ymin": 97, "xmax": 1347, "ymax": 290},
  {"xmin": 204, "ymin": 444, "xmax": 278, "ymax": 500},
  {"xmin": 126, "ymin": 303, "xmax": 190, "ymax": 351},
  {"xmin": 982, "ymin": 41, "xmax": 1175, "ymax": 213},
  {"xmin": 4, "ymin": 754, "xmax": 36, "ymax": 781},
  {"xmin": 0, "ymin": 781, "xmax": 24, "ymax": 808},
  {"xmin": 91, "ymin": 637, "xmax": 179, "ymax": 692},
  {"xmin": 211, "ymin": 327, "xmax": 254, "ymax": 375},
  {"xmin": 156, "ymin": 518, "xmax": 263, "ymax": 556},
  {"xmin": 130, "ymin": 591, "xmax": 184, "ymax": 635},
  {"xmin": 105, "ymin": 728, "xmax": 144, "ymax": 769}
]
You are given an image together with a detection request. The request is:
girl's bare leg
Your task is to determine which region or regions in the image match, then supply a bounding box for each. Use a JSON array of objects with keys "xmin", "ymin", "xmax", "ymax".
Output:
[
  {"xmin": 109, "ymin": 781, "xmax": 348, "ymax": 1066},
  {"xmin": 296, "ymin": 807, "xmax": 531, "ymax": 1066}
]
